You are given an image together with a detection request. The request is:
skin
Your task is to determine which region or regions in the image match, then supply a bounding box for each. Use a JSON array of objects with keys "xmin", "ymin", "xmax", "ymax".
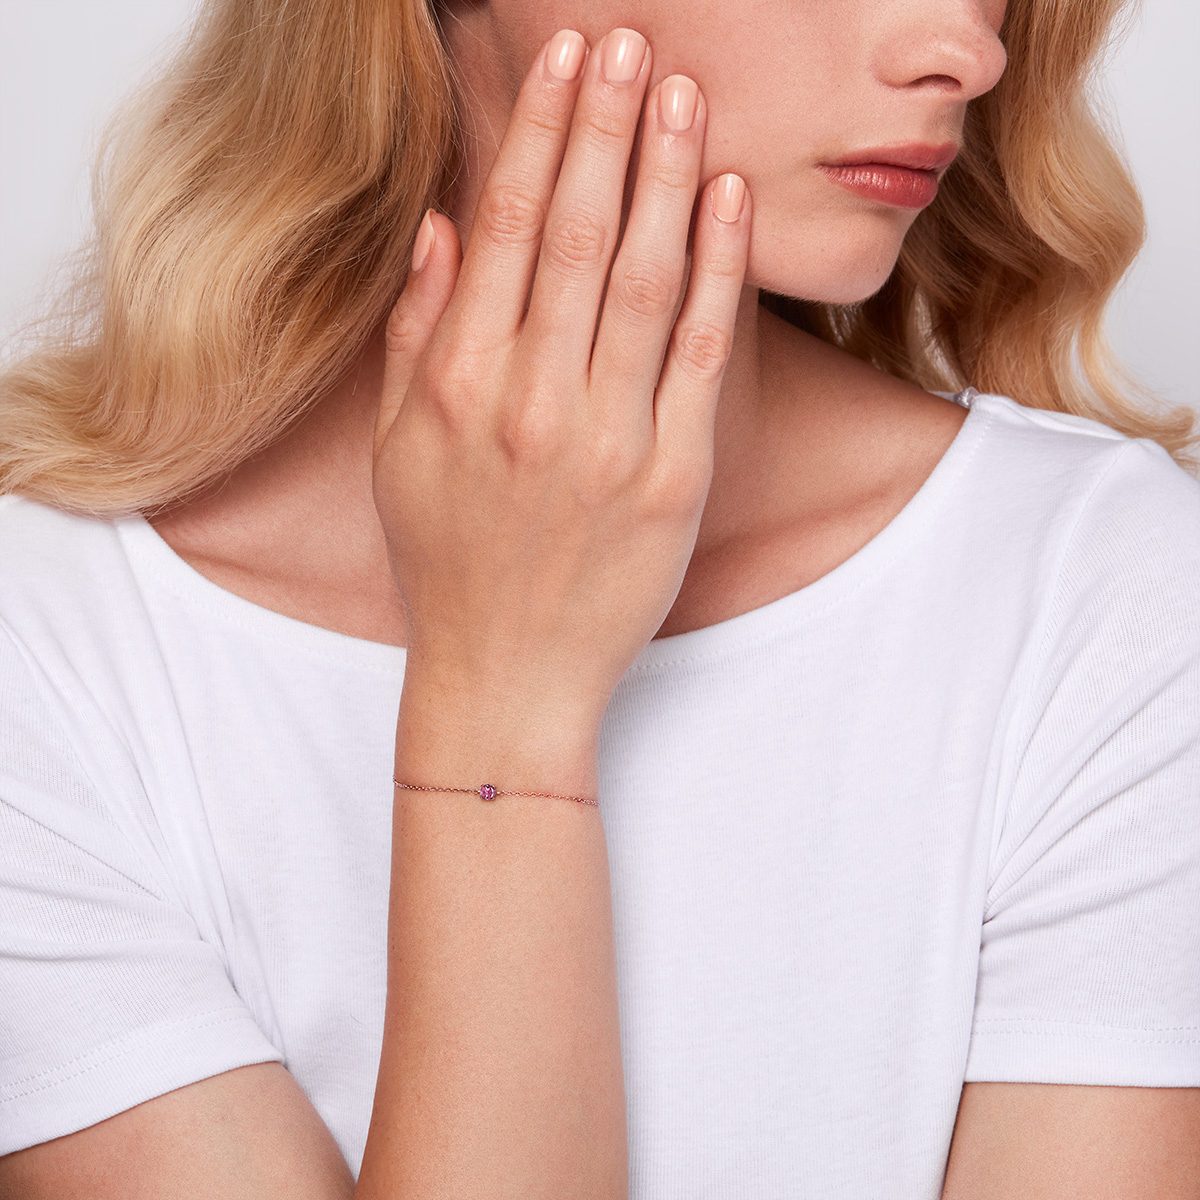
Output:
[
  {"xmin": 81, "ymin": 0, "xmax": 1014, "ymax": 656},
  {"xmin": 4, "ymin": 3, "xmax": 1198, "ymax": 1197}
]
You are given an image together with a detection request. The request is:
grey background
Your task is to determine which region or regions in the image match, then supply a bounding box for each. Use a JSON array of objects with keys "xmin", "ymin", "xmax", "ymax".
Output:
[{"xmin": 2, "ymin": 2, "xmax": 1197, "ymax": 414}]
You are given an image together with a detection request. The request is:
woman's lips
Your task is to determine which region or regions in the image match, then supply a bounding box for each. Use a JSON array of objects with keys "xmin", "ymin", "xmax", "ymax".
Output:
[{"xmin": 818, "ymin": 162, "xmax": 939, "ymax": 209}]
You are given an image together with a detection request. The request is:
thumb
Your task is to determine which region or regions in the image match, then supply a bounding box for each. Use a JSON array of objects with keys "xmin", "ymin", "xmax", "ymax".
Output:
[{"xmin": 374, "ymin": 208, "xmax": 462, "ymax": 461}]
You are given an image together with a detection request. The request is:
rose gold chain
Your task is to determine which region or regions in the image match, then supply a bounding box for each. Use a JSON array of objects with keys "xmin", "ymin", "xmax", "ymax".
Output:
[{"xmin": 393, "ymin": 777, "xmax": 598, "ymax": 807}]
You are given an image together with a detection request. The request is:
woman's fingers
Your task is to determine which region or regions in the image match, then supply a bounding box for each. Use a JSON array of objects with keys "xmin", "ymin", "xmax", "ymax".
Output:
[
  {"xmin": 375, "ymin": 209, "xmax": 463, "ymax": 463},
  {"xmin": 521, "ymin": 28, "xmax": 653, "ymax": 372},
  {"xmin": 652, "ymin": 172, "xmax": 751, "ymax": 472},
  {"xmin": 588, "ymin": 74, "xmax": 706, "ymax": 442},
  {"xmin": 439, "ymin": 29, "xmax": 590, "ymax": 349},
  {"xmin": 370, "ymin": 26, "xmax": 756, "ymax": 710}
]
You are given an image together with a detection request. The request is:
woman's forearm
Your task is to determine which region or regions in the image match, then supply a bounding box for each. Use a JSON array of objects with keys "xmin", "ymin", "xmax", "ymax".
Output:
[{"xmin": 354, "ymin": 661, "xmax": 628, "ymax": 1199}]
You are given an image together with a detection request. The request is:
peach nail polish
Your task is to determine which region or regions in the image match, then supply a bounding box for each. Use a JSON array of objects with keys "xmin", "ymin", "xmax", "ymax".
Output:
[
  {"xmin": 412, "ymin": 210, "xmax": 435, "ymax": 272},
  {"xmin": 660, "ymin": 75, "xmax": 698, "ymax": 133},
  {"xmin": 601, "ymin": 29, "xmax": 647, "ymax": 84},
  {"xmin": 546, "ymin": 29, "xmax": 585, "ymax": 81},
  {"xmin": 712, "ymin": 174, "xmax": 746, "ymax": 223}
]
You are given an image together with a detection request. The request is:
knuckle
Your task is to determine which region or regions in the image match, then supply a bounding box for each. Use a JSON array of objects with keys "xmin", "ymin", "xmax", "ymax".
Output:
[
  {"xmin": 429, "ymin": 393, "xmax": 471, "ymax": 436},
  {"xmin": 648, "ymin": 156, "xmax": 697, "ymax": 195},
  {"xmin": 524, "ymin": 99, "xmax": 571, "ymax": 141},
  {"xmin": 705, "ymin": 251, "xmax": 746, "ymax": 283},
  {"xmin": 496, "ymin": 397, "xmax": 564, "ymax": 466},
  {"xmin": 582, "ymin": 104, "xmax": 631, "ymax": 146},
  {"xmin": 652, "ymin": 455, "xmax": 710, "ymax": 515},
  {"xmin": 574, "ymin": 428, "xmax": 640, "ymax": 500},
  {"xmin": 422, "ymin": 336, "xmax": 475, "ymax": 390},
  {"xmin": 672, "ymin": 320, "xmax": 733, "ymax": 380},
  {"xmin": 418, "ymin": 343, "xmax": 486, "ymax": 417},
  {"xmin": 475, "ymin": 184, "xmax": 546, "ymax": 248},
  {"xmin": 384, "ymin": 301, "xmax": 425, "ymax": 357},
  {"xmin": 613, "ymin": 260, "xmax": 680, "ymax": 319},
  {"xmin": 543, "ymin": 211, "xmax": 609, "ymax": 272},
  {"xmin": 417, "ymin": 366, "xmax": 471, "ymax": 430}
]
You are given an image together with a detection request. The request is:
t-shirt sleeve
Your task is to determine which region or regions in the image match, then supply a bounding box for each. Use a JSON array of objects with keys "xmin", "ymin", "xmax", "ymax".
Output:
[
  {"xmin": 0, "ymin": 623, "xmax": 284, "ymax": 1155},
  {"xmin": 963, "ymin": 436, "xmax": 1200, "ymax": 1087}
]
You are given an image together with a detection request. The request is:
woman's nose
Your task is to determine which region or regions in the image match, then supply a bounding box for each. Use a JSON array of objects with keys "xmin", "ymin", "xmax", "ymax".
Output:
[{"xmin": 874, "ymin": 0, "xmax": 1009, "ymax": 102}]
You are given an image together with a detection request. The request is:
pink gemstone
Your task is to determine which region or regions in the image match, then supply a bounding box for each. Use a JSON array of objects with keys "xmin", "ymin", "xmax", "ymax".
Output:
[{"xmin": 479, "ymin": 783, "xmax": 496, "ymax": 800}]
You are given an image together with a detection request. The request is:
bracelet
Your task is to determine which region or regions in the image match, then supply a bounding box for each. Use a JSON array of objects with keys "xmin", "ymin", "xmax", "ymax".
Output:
[{"xmin": 393, "ymin": 776, "xmax": 598, "ymax": 807}]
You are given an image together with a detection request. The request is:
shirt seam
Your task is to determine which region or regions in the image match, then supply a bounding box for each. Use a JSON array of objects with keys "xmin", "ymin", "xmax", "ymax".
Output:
[
  {"xmin": 972, "ymin": 1018, "xmax": 1200, "ymax": 1045},
  {"xmin": 0, "ymin": 1005, "xmax": 272, "ymax": 1102}
]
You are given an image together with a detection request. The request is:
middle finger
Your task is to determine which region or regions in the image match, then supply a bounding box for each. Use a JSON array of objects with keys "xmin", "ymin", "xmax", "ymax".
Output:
[{"xmin": 521, "ymin": 27, "xmax": 653, "ymax": 368}]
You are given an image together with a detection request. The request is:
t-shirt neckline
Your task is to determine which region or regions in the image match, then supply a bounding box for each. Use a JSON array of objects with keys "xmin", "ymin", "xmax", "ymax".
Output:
[{"xmin": 113, "ymin": 389, "xmax": 993, "ymax": 676}]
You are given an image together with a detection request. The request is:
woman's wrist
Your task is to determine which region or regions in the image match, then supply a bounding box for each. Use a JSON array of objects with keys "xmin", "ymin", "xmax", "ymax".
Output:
[
  {"xmin": 359, "ymin": 651, "xmax": 626, "ymax": 1198},
  {"xmin": 396, "ymin": 656, "xmax": 606, "ymax": 799}
]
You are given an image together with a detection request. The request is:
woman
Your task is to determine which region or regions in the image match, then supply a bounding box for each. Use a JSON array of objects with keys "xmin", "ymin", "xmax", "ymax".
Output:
[{"xmin": 0, "ymin": 0, "xmax": 1197, "ymax": 1195}]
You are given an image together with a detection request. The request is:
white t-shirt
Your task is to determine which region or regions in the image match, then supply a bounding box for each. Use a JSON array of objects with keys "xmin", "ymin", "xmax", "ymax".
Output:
[{"xmin": 1, "ymin": 388, "xmax": 1198, "ymax": 1197}]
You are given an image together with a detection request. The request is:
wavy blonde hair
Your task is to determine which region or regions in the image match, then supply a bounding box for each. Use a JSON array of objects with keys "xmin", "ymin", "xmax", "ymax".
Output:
[{"xmin": 1, "ymin": 0, "xmax": 1195, "ymax": 518}]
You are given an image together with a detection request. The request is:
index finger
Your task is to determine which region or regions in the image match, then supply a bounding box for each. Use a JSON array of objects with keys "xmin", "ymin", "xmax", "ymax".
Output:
[{"xmin": 442, "ymin": 29, "xmax": 589, "ymax": 344}]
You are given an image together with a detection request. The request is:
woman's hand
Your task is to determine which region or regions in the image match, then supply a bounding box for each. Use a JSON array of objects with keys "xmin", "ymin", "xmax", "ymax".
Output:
[{"xmin": 372, "ymin": 25, "xmax": 750, "ymax": 726}]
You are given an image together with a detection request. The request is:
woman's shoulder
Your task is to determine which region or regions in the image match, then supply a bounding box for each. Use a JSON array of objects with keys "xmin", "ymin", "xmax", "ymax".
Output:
[
  {"xmin": 0, "ymin": 490, "xmax": 135, "ymax": 619},
  {"xmin": 962, "ymin": 388, "xmax": 1200, "ymax": 533},
  {"xmin": 0, "ymin": 496, "xmax": 174, "ymax": 870},
  {"xmin": 0, "ymin": 490, "xmax": 130, "ymax": 589},
  {"xmin": 958, "ymin": 387, "xmax": 1160, "ymax": 461},
  {"xmin": 0, "ymin": 493, "xmax": 154, "ymax": 711},
  {"xmin": 961, "ymin": 392, "xmax": 1200, "ymax": 649}
]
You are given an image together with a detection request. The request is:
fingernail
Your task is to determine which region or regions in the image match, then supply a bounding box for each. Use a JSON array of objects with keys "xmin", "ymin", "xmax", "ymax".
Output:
[
  {"xmin": 659, "ymin": 75, "xmax": 698, "ymax": 133},
  {"xmin": 546, "ymin": 29, "xmax": 585, "ymax": 81},
  {"xmin": 601, "ymin": 28, "xmax": 647, "ymax": 84},
  {"xmin": 412, "ymin": 209, "xmax": 435, "ymax": 272},
  {"xmin": 712, "ymin": 174, "xmax": 746, "ymax": 223}
]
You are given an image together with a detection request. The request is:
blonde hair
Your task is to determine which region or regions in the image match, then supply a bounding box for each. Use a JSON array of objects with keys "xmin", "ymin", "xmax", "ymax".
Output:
[{"xmin": 1, "ymin": 0, "xmax": 1194, "ymax": 517}]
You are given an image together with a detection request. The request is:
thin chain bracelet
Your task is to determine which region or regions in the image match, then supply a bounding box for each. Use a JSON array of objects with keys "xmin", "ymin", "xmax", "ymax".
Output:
[{"xmin": 393, "ymin": 776, "xmax": 599, "ymax": 807}]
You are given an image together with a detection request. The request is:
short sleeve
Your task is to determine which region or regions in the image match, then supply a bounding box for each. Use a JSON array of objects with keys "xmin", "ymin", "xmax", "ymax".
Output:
[
  {"xmin": 0, "ymin": 623, "xmax": 283, "ymax": 1155},
  {"xmin": 964, "ymin": 437, "xmax": 1200, "ymax": 1087}
]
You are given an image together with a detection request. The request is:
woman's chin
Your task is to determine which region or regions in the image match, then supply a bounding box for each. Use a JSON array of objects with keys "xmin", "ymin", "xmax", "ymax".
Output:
[
  {"xmin": 754, "ymin": 266, "xmax": 902, "ymax": 307},
  {"xmin": 750, "ymin": 231, "xmax": 904, "ymax": 307}
]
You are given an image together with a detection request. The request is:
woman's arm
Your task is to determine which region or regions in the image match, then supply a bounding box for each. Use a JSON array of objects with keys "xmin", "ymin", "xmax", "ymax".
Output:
[
  {"xmin": 355, "ymin": 665, "xmax": 627, "ymax": 1198},
  {"xmin": 1, "ymin": 25, "xmax": 749, "ymax": 1194},
  {"xmin": 0, "ymin": 665, "xmax": 625, "ymax": 1200},
  {"xmin": 356, "ymin": 21, "xmax": 743, "ymax": 1188}
]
